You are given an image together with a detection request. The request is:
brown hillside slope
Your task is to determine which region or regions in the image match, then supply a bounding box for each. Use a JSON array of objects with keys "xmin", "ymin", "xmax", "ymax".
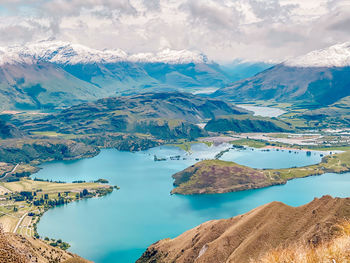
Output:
[
  {"xmin": 137, "ymin": 196, "xmax": 350, "ymax": 263},
  {"xmin": 0, "ymin": 227, "xmax": 90, "ymax": 263},
  {"xmin": 171, "ymin": 160, "xmax": 283, "ymax": 194},
  {"xmin": 256, "ymin": 221, "xmax": 350, "ymax": 263}
]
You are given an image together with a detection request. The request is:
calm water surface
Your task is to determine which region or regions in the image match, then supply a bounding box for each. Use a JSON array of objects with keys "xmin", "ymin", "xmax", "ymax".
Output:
[
  {"xmin": 33, "ymin": 144, "xmax": 350, "ymax": 263},
  {"xmin": 237, "ymin": 105, "xmax": 286, "ymax": 117}
]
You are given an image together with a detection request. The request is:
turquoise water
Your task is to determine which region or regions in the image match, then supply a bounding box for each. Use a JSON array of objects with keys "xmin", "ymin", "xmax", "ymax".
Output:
[
  {"xmin": 236, "ymin": 105, "xmax": 286, "ymax": 117},
  {"xmin": 220, "ymin": 147, "xmax": 325, "ymax": 169},
  {"xmin": 33, "ymin": 144, "xmax": 349, "ymax": 263}
]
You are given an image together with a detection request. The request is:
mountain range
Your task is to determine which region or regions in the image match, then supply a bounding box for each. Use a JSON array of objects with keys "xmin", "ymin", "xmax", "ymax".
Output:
[
  {"xmin": 0, "ymin": 40, "xmax": 268, "ymax": 111},
  {"xmin": 214, "ymin": 42, "xmax": 350, "ymax": 108},
  {"xmin": 3, "ymin": 40, "xmax": 350, "ymax": 112}
]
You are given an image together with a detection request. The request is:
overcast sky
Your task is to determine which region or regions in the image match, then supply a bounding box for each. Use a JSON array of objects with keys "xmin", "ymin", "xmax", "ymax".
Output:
[{"xmin": 0, "ymin": 0, "xmax": 349, "ymax": 62}]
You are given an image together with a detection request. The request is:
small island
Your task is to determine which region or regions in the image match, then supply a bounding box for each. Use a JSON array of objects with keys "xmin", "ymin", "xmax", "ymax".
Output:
[{"xmin": 172, "ymin": 150, "xmax": 350, "ymax": 194}]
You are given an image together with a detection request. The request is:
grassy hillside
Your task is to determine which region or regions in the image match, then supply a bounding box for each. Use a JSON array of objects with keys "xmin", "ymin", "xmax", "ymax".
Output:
[
  {"xmin": 213, "ymin": 64, "xmax": 350, "ymax": 108},
  {"xmin": 0, "ymin": 138, "xmax": 99, "ymax": 165},
  {"xmin": 257, "ymin": 221, "xmax": 350, "ymax": 263},
  {"xmin": 299, "ymin": 95, "xmax": 350, "ymax": 128},
  {"xmin": 137, "ymin": 196, "xmax": 350, "ymax": 263},
  {"xmin": 204, "ymin": 115, "xmax": 294, "ymax": 133},
  {"xmin": 0, "ymin": 120, "xmax": 23, "ymax": 139},
  {"xmin": 0, "ymin": 62, "xmax": 102, "ymax": 111},
  {"xmin": 0, "ymin": 226, "xmax": 91, "ymax": 263}
]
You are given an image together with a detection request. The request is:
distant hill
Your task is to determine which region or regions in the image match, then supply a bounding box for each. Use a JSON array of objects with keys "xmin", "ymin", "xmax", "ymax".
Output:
[
  {"xmin": 214, "ymin": 42, "xmax": 350, "ymax": 108},
  {"xmin": 137, "ymin": 195, "xmax": 350, "ymax": 263},
  {"xmin": 220, "ymin": 60, "xmax": 273, "ymax": 82},
  {"xmin": 204, "ymin": 115, "xmax": 294, "ymax": 133},
  {"xmin": 21, "ymin": 92, "xmax": 248, "ymax": 140},
  {"xmin": 0, "ymin": 119, "xmax": 23, "ymax": 139}
]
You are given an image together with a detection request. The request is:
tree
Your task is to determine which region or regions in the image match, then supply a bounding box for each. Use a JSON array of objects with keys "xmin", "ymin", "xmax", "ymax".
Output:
[
  {"xmin": 82, "ymin": 189, "xmax": 89, "ymax": 196},
  {"xmin": 20, "ymin": 191, "xmax": 33, "ymax": 199}
]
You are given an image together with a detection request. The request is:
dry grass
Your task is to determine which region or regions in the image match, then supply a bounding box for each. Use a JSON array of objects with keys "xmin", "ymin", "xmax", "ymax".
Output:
[
  {"xmin": 1, "ymin": 178, "xmax": 107, "ymax": 193},
  {"xmin": 255, "ymin": 222, "xmax": 350, "ymax": 263}
]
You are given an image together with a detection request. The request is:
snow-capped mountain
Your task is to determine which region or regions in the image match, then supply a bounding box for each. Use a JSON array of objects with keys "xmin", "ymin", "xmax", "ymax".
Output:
[
  {"xmin": 0, "ymin": 40, "xmax": 229, "ymax": 111},
  {"xmin": 129, "ymin": 49, "xmax": 207, "ymax": 64},
  {"xmin": 285, "ymin": 42, "xmax": 350, "ymax": 68},
  {"xmin": 214, "ymin": 42, "xmax": 350, "ymax": 107},
  {"xmin": 0, "ymin": 40, "xmax": 207, "ymax": 65}
]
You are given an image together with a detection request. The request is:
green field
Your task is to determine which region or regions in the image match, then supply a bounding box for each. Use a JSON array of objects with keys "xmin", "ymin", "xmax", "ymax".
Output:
[{"xmin": 0, "ymin": 178, "xmax": 113, "ymax": 236}]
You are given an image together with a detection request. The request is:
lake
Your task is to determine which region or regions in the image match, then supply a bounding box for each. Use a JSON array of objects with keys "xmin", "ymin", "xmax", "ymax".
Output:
[
  {"xmin": 33, "ymin": 144, "xmax": 350, "ymax": 263},
  {"xmin": 237, "ymin": 105, "xmax": 286, "ymax": 117}
]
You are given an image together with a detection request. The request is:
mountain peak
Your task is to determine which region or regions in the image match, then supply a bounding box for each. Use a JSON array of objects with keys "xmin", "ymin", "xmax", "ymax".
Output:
[
  {"xmin": 0, "ymin": 41, "xmax": 207, "ymax": 65},
  {"xmin": 285, "ymin": 42, "xmax": 350, "ymax": 68},
  {"xmin": 10, "ymin": 40, "xmax": 128, "ymax": 65}
]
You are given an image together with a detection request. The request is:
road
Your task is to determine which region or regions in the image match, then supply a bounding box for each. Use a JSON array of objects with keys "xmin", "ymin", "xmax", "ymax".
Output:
[
  {"xmin": 13, "ymin": 212, "xmax": 26, "ymax": 234},
  {"xmin": 0, "ymin": 163, "xmax": 19, "ymax": 182}
]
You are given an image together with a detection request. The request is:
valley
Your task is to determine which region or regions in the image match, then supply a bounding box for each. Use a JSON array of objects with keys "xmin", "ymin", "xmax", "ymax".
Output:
[{"xmin": 1, "ymin": 88, "xmax": 350, "ymax": 262}]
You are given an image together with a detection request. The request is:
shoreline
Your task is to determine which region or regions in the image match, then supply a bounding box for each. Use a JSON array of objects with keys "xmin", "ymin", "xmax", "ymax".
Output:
[
  {"xmin": 0, "ymin": 177, "xmax": 115, "ymax": 252},
  {"xmin": 262, "ymin": 145, "xmax": 343, "ymax": 154},
  {"xmin": 33, "ymin": 185, "xmax": 114, "ymax": 251}
]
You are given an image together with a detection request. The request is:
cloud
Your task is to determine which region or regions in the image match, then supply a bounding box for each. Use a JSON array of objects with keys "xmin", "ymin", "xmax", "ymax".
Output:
[
  {"xmin": 0, "ymin": 0, "xmax": 349, "ymax": 62},
  {"xmin": 248, "ymin": 0, "xmax": 297, "ymax": 22},
  {"xmin": 181, "ymin": 0, "xmax": 241, "ymax": 30},
  {"xmin": 326, "ymin": 5, "xmax": 350, "ymax": 33},
  {"xmin": 142, "ymin": 0, "xmax": 161, "ymax": 11},
  {"xmin": 42, "ymin": 0, "xmax": 138, "ymax": 18}
]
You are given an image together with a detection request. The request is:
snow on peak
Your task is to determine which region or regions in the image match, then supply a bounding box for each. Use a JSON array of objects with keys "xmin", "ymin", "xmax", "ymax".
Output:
[
  {"xmin": 0, "ymin": 41, "xmax": 207, "ymax": 65},
  {"xmin": 129, "ymin": 48, "xmax": 207, "ymax": 64},
  {"xmin": 285, "ymin": 42, "xmax": 350, "ymax": 68},
  {"xmin": 7, "ymin": 40, "xmax": 128, "ymax": 65}
]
